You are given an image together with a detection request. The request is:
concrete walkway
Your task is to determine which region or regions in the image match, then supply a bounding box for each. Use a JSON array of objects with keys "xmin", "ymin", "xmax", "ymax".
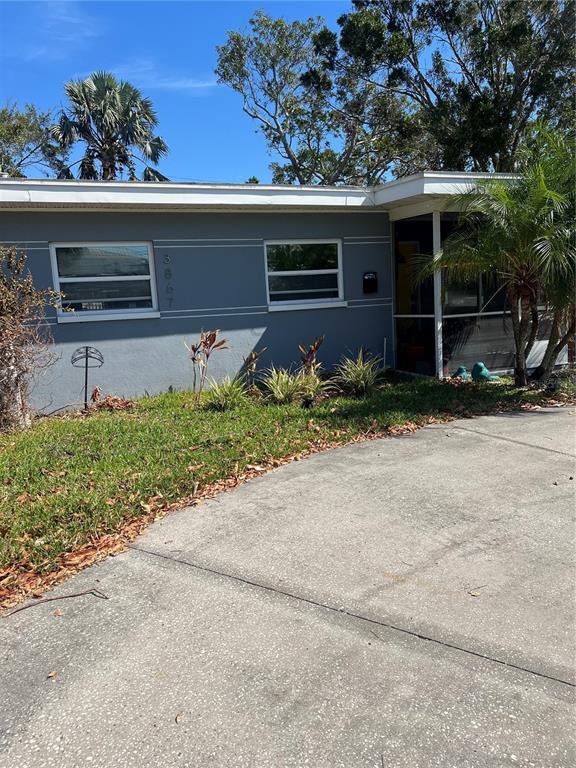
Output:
[{"xmin": 1, "ymin": 408, "xmax": 574, "ymax": 768}]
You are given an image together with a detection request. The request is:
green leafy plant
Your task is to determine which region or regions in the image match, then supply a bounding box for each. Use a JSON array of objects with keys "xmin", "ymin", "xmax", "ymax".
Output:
[
  {"xmin": 335, "ymin": 350, "xmax": 382, "ymax": 396},
  {"xmin": 241, "ymin": 347, "xmax": 267, "ymax": 392},
  {"xmin": 204, "ymin": 376, "xmax": 249, "ymax": 412},
  {"xmin": 299, "ymin": 372, "xmax": 335, "ymax": 407},
  {"xmin": 261, "ymin": 366, "xmax": 306, "ymax": 404}
]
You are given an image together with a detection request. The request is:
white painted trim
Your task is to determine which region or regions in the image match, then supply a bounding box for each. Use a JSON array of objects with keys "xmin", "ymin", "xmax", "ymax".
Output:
[
  {"xmin": 268, "ymin": 301, "xmax": 348, "ymax": 313},
  {"xmin": 161, "ymin": 305, "xmax": 267, "ymax": 313},
  {"xmin": 154, "ymin": 243, "xmax": 261, "ymax": 249},
  {"xmin": 443, "ymin": 310, "xmax": 510, "ymax": 318},
  {"xmin": 0, "ymin": 179, "xmax": 372, "ymax": 210},
  {"xmin": 154, "ymin": 238, "xmax": 262, "ymax": 243},
  {"xmin": 432, "ymin": 211, "xmax": 443, "ymax": 379},
  {"xmin": 161, "ymin": 311, "xmax": 268, "ymax": 320},
  {"xmin": 342, "ymin": 240, "xmax": 391, "ymax": 246},
  {"xmin": 269, "ymin": 287, "xmax": 339, "ymax": 296},
  {"xmin": 265, "ymin": 238, "xmax": 343, "ymax": 246},
  {"xmin": 267, "ymin": 269, "xmax": 338, "ymax": 277},
  {"xmin": 374, "ymin": 171, "xmax": 515, "ymax": 208},
  {"xmin": 57, "ymin": 311, "xmax": 160, "ymax": 324},
  {"xmin": 49, "ymin": 241, "xmax": 158, "ymax": 320},
  {"xmin": 4, "ymin": 245, "xmax": 49, "ymax": 251},
  {"xmin": 58, "ymin": 275, "xmax": 151, "ymax": 283},
  {"xmin": 264, "ymin": 239, "xmax": 344, "ymax": 309},
  {"xmin": 0, "ymin": 172, "xmax": 516, "ymax": 212},
  {"xmin": 349, "ymin": 296, "xmax": 393, "ymax": 303}
]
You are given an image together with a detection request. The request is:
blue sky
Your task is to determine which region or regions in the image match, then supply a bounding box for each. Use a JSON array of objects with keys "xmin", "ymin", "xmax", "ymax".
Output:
[{"xmin": 0, "ymin": 0, "xmax": 351, "ymax": 182}]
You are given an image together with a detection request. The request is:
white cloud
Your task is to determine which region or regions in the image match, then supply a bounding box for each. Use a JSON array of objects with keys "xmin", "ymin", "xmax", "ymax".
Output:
[
  {"xmin": 111, "ymin": 60, "xmax": 218, "ymax": 92},
  {"xmin": 15, "ymin": 1, "xmax": 102, "ymax": 62}
]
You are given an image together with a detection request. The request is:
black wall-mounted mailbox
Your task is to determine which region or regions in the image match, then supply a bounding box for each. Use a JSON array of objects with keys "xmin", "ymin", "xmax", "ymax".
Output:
[{"xmin": 363, "ymin": 271, "xmax": 378, "ymax": 294}]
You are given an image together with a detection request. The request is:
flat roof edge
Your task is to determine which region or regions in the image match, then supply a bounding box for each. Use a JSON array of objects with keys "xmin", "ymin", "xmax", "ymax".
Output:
[{"xmin": 0, "ymin": 171, "xmax": 514, "ymax": 211}]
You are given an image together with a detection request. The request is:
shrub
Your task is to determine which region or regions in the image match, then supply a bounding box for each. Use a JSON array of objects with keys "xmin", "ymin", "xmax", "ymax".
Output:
[
  {"xmin": 300, "ymin": 372, "xmax": 335, "ymax": 405},
  {"xmin": 261, "ymin": 367, "xmax": 306, "ymax": 404},
  {"xmin": 240, "ymin": 347, "xmax": 267, "ymax": 392},
  {"xmin": 1, "ymin": 246, "xmax": 61, "ymax": 431},
  {"xmin": 335, "ymin": 350, "xmax": 382, "ymax": 396},
  {"xmin": 204, "ymin": 376, "xmax": 249, "ymax": 411}
]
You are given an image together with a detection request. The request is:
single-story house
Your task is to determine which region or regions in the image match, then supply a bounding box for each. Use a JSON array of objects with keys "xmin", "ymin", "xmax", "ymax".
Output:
[{"xmin": 0, "ymin": 172, "xmax": 554, "ymax": 411}]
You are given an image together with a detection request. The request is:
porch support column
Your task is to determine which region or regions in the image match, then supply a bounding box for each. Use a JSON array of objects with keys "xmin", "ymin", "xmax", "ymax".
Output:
[{"xmin": 432, "ymin": 210, "xmax": 443, "ymax": 378}]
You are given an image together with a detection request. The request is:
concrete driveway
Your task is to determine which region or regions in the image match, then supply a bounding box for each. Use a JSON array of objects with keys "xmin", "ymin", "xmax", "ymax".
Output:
[{"xmin": 1, "ymin": 408, "xmax": 574, "ymax": 768}]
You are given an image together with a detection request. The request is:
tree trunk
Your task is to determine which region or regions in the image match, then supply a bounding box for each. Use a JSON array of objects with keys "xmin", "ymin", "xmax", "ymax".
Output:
[
  {"xmin": 523, "ymin": 303, "xmax": 540, "ymax": 360},
  {"xmin": 0, "ymin": 347, "xmax": 31, "ymax": 431},
  {"xmin": 101, "ymin": 149, "xmax": 117, "ymax": 181},
  {"xmin": 530, "ymin": 309, "xmax": 575, "ymax": 383},
  {"xmin": 510, "ymin": 298, "xmax": 529, "ymax": 386}
]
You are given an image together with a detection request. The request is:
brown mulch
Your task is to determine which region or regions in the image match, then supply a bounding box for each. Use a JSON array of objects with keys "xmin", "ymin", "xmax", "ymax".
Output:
[{"xmin": 1, "ymin": 398, "xmax": 572, "ymax": 614}]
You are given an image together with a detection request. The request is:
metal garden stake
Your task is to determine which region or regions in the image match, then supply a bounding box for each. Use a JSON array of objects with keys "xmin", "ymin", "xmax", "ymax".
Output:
[{"xmin": 71, "ymin": 346, "xmax": 104, "ymax": 410}]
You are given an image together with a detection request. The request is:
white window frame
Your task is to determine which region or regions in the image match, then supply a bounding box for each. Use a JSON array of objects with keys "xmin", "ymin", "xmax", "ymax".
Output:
[
  {"xmin": 264, "ymin": 239, "xmax": 346, "ymax": 312},
  {"xmin": 49, "ymin": 241, "xmax": 159, "ymax": 323}
]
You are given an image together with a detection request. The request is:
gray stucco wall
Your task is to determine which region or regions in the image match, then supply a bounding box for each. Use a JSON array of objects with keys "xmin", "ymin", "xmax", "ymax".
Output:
[{"xmin": 1, "ymin": 210, "xmax": 393, "ymax": 411}]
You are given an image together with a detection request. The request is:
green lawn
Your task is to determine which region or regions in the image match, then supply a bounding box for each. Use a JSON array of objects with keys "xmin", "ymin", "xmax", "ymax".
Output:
[{"xmin": 0, "ymin": 375, "xmax": 568, "ymax": 599}]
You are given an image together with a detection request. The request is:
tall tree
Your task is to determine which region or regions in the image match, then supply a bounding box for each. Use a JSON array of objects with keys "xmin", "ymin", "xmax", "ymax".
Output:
[
  {"xmin": 423, "ymin": 123, "xmax": 575, "ymax": 386},
  {"xmin": 216, "ymin": 11, "xmax": 420, "ymax": 185},
  {"xmin": 0, "ymin": 103, "xmax": 68, "ymax": 178},
  {"xmin": 324, "ymin": 0, "xmax": 574, "ymax": 172},
  {"xmin": 52, "ymin": 71, "xmax": 169, "ymax": 181}
]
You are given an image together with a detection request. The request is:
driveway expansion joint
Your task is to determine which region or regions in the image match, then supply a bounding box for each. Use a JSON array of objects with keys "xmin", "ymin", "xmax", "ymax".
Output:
[
  {"xmin": 450, "ymin": 424, "xmax": 576, "ymax": 458},
  {"xmin": 129, "ymin": 543, "xmax": 575, "ymax": 689}
]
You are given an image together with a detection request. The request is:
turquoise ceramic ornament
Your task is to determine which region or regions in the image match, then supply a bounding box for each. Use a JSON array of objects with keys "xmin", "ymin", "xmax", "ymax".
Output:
[
  {"xmin": 452, "ymin": 366, "xmax": 471, "ymax": 380},
  {"xmin": 471, "ymin": 362, "xmax": 500, "ymax": 382}
]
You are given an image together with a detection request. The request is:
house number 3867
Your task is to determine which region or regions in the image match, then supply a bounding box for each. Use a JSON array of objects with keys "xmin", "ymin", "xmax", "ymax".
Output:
[{"xmin": 163, "ymin": 254, "xmax": 174, "ymax": 307}]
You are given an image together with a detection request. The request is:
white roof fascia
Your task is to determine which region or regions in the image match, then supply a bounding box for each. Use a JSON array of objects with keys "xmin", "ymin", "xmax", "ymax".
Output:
[
  {"xmin": 0, "ymin": 172, "xmax": 516, "ymax": 212},
  {"xmin": 373, "ymin": 171, "xmax": 514, "ymax": 208},
  {"xmin": 0, "ymin": 179, "xmax": 374, "ymax": 210}
]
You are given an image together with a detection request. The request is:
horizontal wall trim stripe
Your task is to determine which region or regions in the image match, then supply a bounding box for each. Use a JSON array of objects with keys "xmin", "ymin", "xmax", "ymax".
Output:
[
  {"xmin": 2, "ymin": 244, "xmax": 49, "ymax": 250},
  {"xmin": 154, "ymin": 243, "xmax": 262, "ymax": 249},
  {"xmin": 348, "ymin": 297, "xmax": 393, "ymax": 304},
  {"xmin": 161, "ymin": 305, "xmax": 267, "ymax": 313},
  {"xmin": 154, "ymin": 238, "xmax": 262, "ymax": 243},
  {"xmin": 442, "ymin": 310, "xmax": 510, "ymax": 318},
  {"xmin": 344, "ymin": 241, "xmax": 391, "ymax": 246},
  {"xmin": 48, "ymin": 302, "xmax": 394, "ymax": 323},
  {"xmin": 160, "ymin": 311, "xmax": 269, "ymax": 320}
]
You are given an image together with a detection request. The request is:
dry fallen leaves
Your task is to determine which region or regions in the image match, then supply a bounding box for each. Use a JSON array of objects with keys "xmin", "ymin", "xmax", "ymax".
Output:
[
  {"xmin": 2, "ymin": 399, "xmax": 571, "ymax": 613},
  {"xmin": 91, "ymin": 395, "xmax": 137, "ymax": 411}
]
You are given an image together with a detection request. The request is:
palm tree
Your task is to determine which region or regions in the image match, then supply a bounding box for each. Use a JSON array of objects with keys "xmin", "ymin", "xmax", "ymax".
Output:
[
  {"xmin": 518, "ymin": 125, "xmax": 575, "ymax": 381},
  {"xmin": 52, "ymin": 71, "xmax": 169, "ymax": 181},
  {"xmin": 424, "ymin": 124, "xmax": 575, "ymax": 386}
]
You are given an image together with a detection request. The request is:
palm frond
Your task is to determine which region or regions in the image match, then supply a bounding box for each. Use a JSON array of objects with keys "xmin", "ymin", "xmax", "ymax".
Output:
[{"xmin": 53, "ymin": 70, "xmax": 168, "ymax": 180}]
